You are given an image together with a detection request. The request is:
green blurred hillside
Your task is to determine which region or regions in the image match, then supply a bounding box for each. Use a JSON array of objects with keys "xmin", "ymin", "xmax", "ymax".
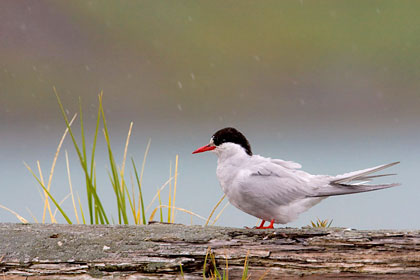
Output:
[{"xmin": 1, "ymin": 1, "xmax": 419, "ymax": 127}]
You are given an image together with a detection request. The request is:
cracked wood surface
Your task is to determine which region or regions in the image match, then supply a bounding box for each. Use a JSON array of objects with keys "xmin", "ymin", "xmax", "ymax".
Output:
[{"xmin": 0, "ymin": 223, "xmax": 420, "ymax": 279}]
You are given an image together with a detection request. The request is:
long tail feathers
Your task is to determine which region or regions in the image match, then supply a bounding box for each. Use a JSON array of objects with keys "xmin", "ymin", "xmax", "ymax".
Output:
[
  {"xmin": 311, "ymin": 161, "xmax": 400, "ymax": 198},
  {"xmin": 331, "ymin": 162, "xmax": 399, "ymax": 184}
]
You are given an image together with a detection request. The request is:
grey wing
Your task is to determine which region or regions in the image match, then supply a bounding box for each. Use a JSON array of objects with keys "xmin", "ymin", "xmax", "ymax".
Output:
[
  {"xmin": 237, "ymin": 163, "xmax": 314, "ymax": 207},
  {"xmin": 253, "ymin": 155, "xmax": 302, "ymax": 170},
  {"xmin": 271, "ymin": 159, "xmax": 302, "ymax": 169}
]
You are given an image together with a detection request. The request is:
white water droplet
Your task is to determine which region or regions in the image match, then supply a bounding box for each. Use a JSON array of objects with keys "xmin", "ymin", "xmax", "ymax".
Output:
[
  {"xmin": 20, "ymin": 23, "xmax": 27, "ymax": 31},
  {"xmin": 299, "ymin": 98, "xmax": 305, "ymax": 106}
]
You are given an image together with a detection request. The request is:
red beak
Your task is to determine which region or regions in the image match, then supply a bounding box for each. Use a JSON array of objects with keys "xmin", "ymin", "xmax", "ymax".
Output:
[{"xmin": 192, "ymin": 144, "xmax": 216, "ymax": 154}]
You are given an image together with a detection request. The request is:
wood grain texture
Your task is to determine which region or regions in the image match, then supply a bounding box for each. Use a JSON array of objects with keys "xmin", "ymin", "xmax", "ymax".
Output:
[{"xmin": 1, "ymin": 223, "xmax": 420, "ymax": 279}]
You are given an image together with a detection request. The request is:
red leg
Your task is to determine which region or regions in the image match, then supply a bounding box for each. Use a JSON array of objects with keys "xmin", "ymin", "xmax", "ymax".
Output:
[
  {"xmin": 255, "ymin": 219, "xmax": 274, "ymax": 229},
  {"xmin": 256, "ymin": 220, "xmax": 266, "ymax": 229}
]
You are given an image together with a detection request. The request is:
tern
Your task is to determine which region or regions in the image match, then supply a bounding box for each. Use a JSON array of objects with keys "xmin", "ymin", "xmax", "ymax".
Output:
[{"xmin": 193, "ymin": 127, "xmax": 400, "ymax": 229}]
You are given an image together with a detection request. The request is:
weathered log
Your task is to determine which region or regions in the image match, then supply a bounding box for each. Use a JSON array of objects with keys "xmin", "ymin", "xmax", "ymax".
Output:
[{"xmin": 0, "ymin": 223, "xmax": 420, "ymax": 279}]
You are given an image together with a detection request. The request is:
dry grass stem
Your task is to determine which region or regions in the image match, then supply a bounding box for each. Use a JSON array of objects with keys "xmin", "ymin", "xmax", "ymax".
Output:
[
  {"xmin": 0, "ymin": 204, "xmax": 28, "ymax": 223},
  {"xmin": 42, "ymin": 113, "xmax": 77, "ymax": 223},
  {"xmin": 77, "ymin": 192, "xmax": 86, "ymax": 224},
  {"xmin": 120, "ymin": 122, "xmax": 133, "ymax": 178},
  {"xmin": 168, "ymin": 161, "xmax": 172, "ymax": 223},
  {"xmin": 65, "ymin": 150, "xmax": 80, "ymax": 224},
  {"xmin": 26, "ymin": 207, "xmax": 39, "ymax": 223},
  {"xmin": 170, "ymin": 155, "xmax": 179, "ymax": 223},
  {"xmin": 205, "ymin": 194, "xmax": 226, "ymax": 226},
  {"xmin": 52, "ymin": 193, "xmax": 71, "ymax": 219},
  {"xmin": 211, "ymin": 201, "xmax": 230, "ymax": 226},
  {"xmin": 149, "ymin": 205, "xmax": 206, "ymax": 222},
  {"xmin": 145, "ymin": 177, "xmax": 174, "ymax": 212},
  {"xmin": 37, "ymin": 161, "xmax": 55, "ymax": 223}
]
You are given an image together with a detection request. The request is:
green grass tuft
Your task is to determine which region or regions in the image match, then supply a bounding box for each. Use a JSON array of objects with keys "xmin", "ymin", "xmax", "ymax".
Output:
[
  {"xmin": 2, "ymin": 90, "xmax": 228, "ymax": 227},
  {"xmin": 201, "ymin": 248, "xmax": 262, "ymax": 280},
  {"xmin": 7, "ymin": 90, "xmax": 209, "ymax": 226}
]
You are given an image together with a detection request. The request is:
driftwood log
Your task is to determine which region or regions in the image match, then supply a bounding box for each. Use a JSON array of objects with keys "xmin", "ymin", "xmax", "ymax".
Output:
[{"xmin": 0, "ymin": 223, "xmax": 420, "ymax": 279}]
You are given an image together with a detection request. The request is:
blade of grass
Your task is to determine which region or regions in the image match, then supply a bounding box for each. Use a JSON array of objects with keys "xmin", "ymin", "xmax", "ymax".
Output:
[
  {"xmin": 129, "ymin": 173, "xmax": 137, "ymax": 224},
  {"xmin": 106, "ymin": 167, "xmax": 121, "ymax": 222},
  {"xmin": 37, "ymin": 161, "xmax": 54, "ymax": 223},
  {"xmin": 211, "ymin": 251, "xmax": 221, "ymax": 279},
  {"xmin": 26, "ymin": 208, "xmax": 39, "ymax": 223},
  {"xmin": 119, "ymin": 122, "xmax": 134, "ymax": 223},
  {"xmin": 92, "ymin": 162, "xmax": 104, "ymax": 224},
  {"xmin": 211, "ymin": 201, "xmax": 230, "ymax": 226},
  {"xmin": 205, "ymin": 194, "xmax": 226, "ymax": 226},
  {"xmin": 327, "ymin": 219, "xmax": 333, "ymax": 227},
  {"xmin": 122, "ymin": 174, "xmax": 136, "ymax": 224},
  {"xmin": 79, "ymin": 97, "xmax": 88, "ymax": 205},
  {"xmin": 157, "ymin": 188, "xmax": 163, "ymax": 222},
  {"xmin": 105, "ymin": 150, "xmax": 125, "ymax": 224},
  {"xmin": 39, "ymin": 184, "xmax": 72, "ymax": 224},
  {"xmin": 179, "ymin": 263, "xmax": 185, "ymax": 280},
  {"xmin": 52, "ymin": 193, "xmax": 72, "ymax": 219},
  {"xmin": 257, "ymin": 268, "xmax": 271, "ymax": 280},
  {"xmin": 139, "ymin": 139, "xmax": 151, "ymax": 189},
  {"xmin": 171, "ymin": 155, "xmax": 179, "ymax": 223},
  {"xmin": 24, "ymin": 162, "xmax": 72, "ymax": 224},
  {"xmin": 0, "ymin": 204, "xmax": 28, "ymax": 223},
  {"xmin": 89, "ymin": 93, "xmax": 102, "ymax": 224},
  {"xmin": 120, "ymin": 122, "xmax": 133, "ymax": 178},
  {"xmin": 149, "ymin": 205, "xmax": 206, "ymax": 222},
  {"xmin": 168, "ymin": 161, "xmax": 172, "ymax": 223},
  {"xmin": 224, "ymin": 253, "xmax": 228, "ymax": 280},
  {"xmin": 65, "ymin": 150, "xmax": 80, "ymax": 224},
  {"xmin": 145, "ymin": 177, "xmax": 174, "ymax": 212},
  {"xmin": 78, "ymin": 96, "xmax": 93, "ymax": 224},
  {"xmin": 42, "ymin": 113, "xmax": 77, "ymax": 224},
  {"xmin": 134, "ymin": 139, "xmax": 151, "ymax": 224},
  {"xmin": 79, "ymin": 97, "xmax": 87, "ymax": 170},
  {"xmin": 242, "ymin": 250, "xmax": 250, "ymax": 280},
  {"xmin": 77, "ymin": 192, "xmax": 86, "ymax": 224},
  {"xmin": 132, "ymin": 159, "xmax": 146, "ymax": 224},
  {"xmin": 203, "ymin": 247, "xmax": 210, "ymax": 280}
]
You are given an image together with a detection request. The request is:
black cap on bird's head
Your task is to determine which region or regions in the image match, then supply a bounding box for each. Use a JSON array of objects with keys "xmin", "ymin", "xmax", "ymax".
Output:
[{"xmin": 192, "ymin": 127, "xmax": 252, "ymax": 156}]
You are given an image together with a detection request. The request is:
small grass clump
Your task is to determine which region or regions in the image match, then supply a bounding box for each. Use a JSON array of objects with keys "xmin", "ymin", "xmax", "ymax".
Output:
[
  {"xmin": 201, "ymin": 248, "xmax": 248, "ymax": 280},
  {"xmin": 179, "ymin": 248, "xmax": 269, "ymax": 280},
  {"xmin": 310, "ymin": 218, "xmax": 333, "ymax": 228}
]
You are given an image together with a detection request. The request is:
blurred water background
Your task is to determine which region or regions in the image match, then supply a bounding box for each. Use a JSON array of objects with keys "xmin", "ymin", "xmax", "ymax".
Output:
[{"xmin": 1, "ymin": 1, "xmax": 419, "ymax": 229}]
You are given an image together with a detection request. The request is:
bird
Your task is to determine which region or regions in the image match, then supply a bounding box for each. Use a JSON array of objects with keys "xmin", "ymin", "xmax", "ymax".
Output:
[{"xmin": 192, "ymin": 127, "xmax": 400, "ymax": 229}]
